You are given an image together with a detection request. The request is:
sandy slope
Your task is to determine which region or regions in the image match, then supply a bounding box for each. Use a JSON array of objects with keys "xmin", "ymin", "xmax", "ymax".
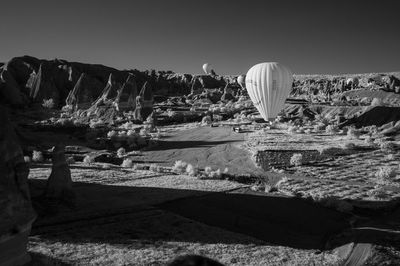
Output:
[{"xmin": 139, "ymin": 126, "xmax": 266, "ymax": 177}]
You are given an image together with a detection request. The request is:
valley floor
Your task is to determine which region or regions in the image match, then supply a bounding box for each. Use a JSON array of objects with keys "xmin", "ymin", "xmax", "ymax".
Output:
[{"xmin": 27, "ymin": 125, "xmax": 400, "ymax": 265}]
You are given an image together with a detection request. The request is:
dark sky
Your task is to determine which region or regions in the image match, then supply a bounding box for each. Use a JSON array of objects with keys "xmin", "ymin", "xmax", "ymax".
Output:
[{"xmin": 1, "ymin": 0, "xmax": 399, "ymax": 75}]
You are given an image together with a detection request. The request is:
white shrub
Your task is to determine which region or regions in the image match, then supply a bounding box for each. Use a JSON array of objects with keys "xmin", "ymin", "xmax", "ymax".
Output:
[
  {"xmin": 32, "ymin": 150, "xmax": 44, "ymax": 163},
  {"xmin": 364, "ymin": 136, "xmax": 374, "ymax": 144},
  {"xmin": 172, "ymin": 160, "xmax": 188, "ymax": 174},
  {"xmin": 107, "ymin": 130, "xmax": 117, "ymax": 138},
  {"xmin": 201, "ymin": 116, "xmax": 212, "ymax": 125},
  {"xmin": 117, "ymin": 147, "xmax": 126, "ymax": 157},
  {"xmin": 149, "ymin": 164, "xmax": 159, "ymax": 172},
  {"xmin": 209, "ymin": 168, "xmax": 222, "ymax": 179},
  {"xmin": 66, "ymin": 156, "xmax": 75, "ymax": 165},
  {"xmin": 287, "ymin": 126, "xmax": 297, "ymax": 134},
  {"xmin": 290, "ymin": 153, "xmax": 303, "ymax": 166},
  {"xmin": 83, "ymin": 155, "xmax": 95, "ymax": 165},
  {"xmin": 24, "ymin": 156, "xmax": 31, "ymax": 163},
  {"xmin": 42, "ymin": 98, "xmax": 55, "ymax": 109},
  {"xmin": 368, "ymin": 187, "xmax": 389, "ymax": 199},
  {"xmin": 342, "ymin": 142, "xmax": 356, "ymax": 150},
  {"xmin": 371, "ymin": 97, "xmax": 384, "ymax": 106},
  {"xmin": 325, "ymin": 124, "xmax": 338, "ymax": 134},
  {"xmin": 347, "ymin": 127, "xmax": 360, "ymax": 139},
  {"xmin": 375, "ymin": 166, "xmax": 396, "ymax": 185},
  {"xmin": 204, "ymin": 166, "xmax": 212, "ymax": 176},
  {"xmin": 121, "ymin": 158, "xmax": 133, "ymax": 168},
  {"xmin": 186, "ymin": 164, "xmax": 199, "ymax": 176}
]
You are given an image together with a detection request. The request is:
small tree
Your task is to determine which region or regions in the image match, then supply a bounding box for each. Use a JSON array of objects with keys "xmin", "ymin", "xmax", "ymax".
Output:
[
  {"xmin": 42, "ymin": 98, "xmax": 55, "ymax": 109},
  {"xmin": 290, "ymin": 153, "xmax": 303, "ymax": 166}
]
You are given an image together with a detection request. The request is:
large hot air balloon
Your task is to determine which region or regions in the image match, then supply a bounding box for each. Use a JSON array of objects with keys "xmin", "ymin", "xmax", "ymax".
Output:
[
  {"xmin": 237, "ymin": 74, "xmax": 246, "ymax": 89},
  {"xmin": 202, "ymin": 63, "xmax": 214, "ymax": 75},
  {"xmin": 245, "ymin": 62, "xmax": 293, "ymax": 121}
]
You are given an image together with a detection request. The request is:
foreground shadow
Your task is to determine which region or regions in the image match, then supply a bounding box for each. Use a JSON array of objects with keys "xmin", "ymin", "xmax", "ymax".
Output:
[{"xmin": 28, "ymin": 179, "xmax": 353, "ymax": 250}]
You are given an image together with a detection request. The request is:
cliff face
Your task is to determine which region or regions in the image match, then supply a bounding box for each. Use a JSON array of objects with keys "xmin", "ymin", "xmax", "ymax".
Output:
[{"xmin": 0, "ymin": 56, "xmax": 238, "ymax": 108}]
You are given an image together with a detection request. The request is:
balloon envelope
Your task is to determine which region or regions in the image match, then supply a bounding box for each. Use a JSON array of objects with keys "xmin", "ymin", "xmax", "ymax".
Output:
[
  {"xmin": 237, "ymin": 75, "xmax": 246, "ymax": 89},
  {"xmin": 245, "ymin": 62, "xmax": 293, "ymax": 121},
  {"xmin": 202, "ymin": 63, "xmax": 213, "ymax": 75}
]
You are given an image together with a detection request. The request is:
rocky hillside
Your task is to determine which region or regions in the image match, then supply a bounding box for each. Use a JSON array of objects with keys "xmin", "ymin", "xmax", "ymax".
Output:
[
  {"xmin": 0, "ymin": 56, "xmax": 239, "ymax": 107},
  {"xmin": 1, "ymin": 55, "xmax": 399, "ymax": 108}
]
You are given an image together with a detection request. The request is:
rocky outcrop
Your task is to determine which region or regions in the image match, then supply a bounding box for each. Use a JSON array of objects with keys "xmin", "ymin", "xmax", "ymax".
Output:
[
  {"xmin": 0, "ymin": 105, "xmax": 36, "ymax": 265},
  {"xmin": 0, "ymin": 56, "xmax": 242, "ymax": 108},
  {"xmin": 45, "ymin": 145, "xmax": 75, "ymax": 205},
  {"xmin": 133, "ymin": 81, "xmax": 154, "ymax": 121}
]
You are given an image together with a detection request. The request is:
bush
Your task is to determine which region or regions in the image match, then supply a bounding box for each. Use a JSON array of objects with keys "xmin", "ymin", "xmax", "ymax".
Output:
[
  {"xmin": 66, "ymin": 156, "xmax": 75, "ymax": 165},
  {"xmin": 347, "ymin": 127, "xmax": 360, "ymax": 139},
  {"xmin": 287, "ymin": 126, "xmax": 298, "ymax": 134},
  {"xmin": 325, "ymin": 124, "xmax": 338, "ymax": 134},
  {"xmin": 290, "ymin": 153, "xmax": 303, "ymax": 166},
  {"xmin": 208, "ymin": 168, "xmax": 222, "ymax": 179},
  {"xmin": 364, "ymin": 136, "xmax": 374, "ymax": 144},
  {"xmin": 201, "ymin": 116, "xmax": 212, "ymax": 125},
  {"xmin": 32, "ymin": 150, "xmax": 44, "ymax": 163},
  {"xmin": 42, "ymin": 98, "xmax": 55, "ymax": 109},
  {"xmin": 83, "ymin": 155, "xmax": 95, "ymax": 165},
  {"xmin": 371, "ymin": 97, "xmax": 384, "ymax": 106},
  {"xmin": 24, "ymin": 156, "xmax": 31, "ymax": 163},
  {"xmin": 117, "ymin": 147, "xmax": 126, "ymax": 157},
  {"xmin": 368, "ymin": 187, "xmax": 389, "ymax": 199},
  {"xmin": 375, "ymin": 166, "xmax": 396, "ymax": 185},
  {"xmin": 186, "ymin": 164, "xmax": 199, "ymax": 176},
  {"xmin": 204, "ymin": 166, "xmax": 212, "ymax": 176},
  {"xmin": 172, "ymin": 160, "xmax": 188, "ymax": 174},
  {"xmin": 107, "ymin": 130, "xmax": 117, "ymax": 138},
  {"xmin": 380, "ymin": 141, "xmax": 396, "ymax": 153},
  {"xmin": 149, "ymin": 164, "xmax": 159, "ymax": 172},
  {"xmin": 121, "ymin": 158, "xmax": 133, "ymax": 168},
  {"xmin": 342, "ymin": 142, "xmax": 356, "ymax": 150}
]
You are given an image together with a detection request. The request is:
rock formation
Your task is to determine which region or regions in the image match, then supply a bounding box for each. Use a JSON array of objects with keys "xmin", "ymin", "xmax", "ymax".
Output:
[
  {"xmin": 220, "ymin": 84, "xmax": 235, "ymax": 102},
  {"xmin": 0, "ymin": 105, "xmax": 36, "ymax": 265},
  {"xmin": 135, "ymin": 81, "xmax": 154, "ymax": 121},
  {"xmin": 45, "ymin": 145, "xmax": 75, "ymax": 205},
  {"xmin": 115, "ymin": 73, "xmax": 137, "ymax": 111}
]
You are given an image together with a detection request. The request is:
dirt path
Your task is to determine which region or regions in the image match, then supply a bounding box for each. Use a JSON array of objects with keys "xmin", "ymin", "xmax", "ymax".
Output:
[{"xmin": 140, "ymin": 126, "xmax": 266, "ymax": 177}]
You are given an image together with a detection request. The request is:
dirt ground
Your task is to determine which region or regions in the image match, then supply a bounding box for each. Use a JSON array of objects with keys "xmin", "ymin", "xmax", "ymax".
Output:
[{"xmin": 27, "ymin": 125, "xmax": 400, "ymax": 265}]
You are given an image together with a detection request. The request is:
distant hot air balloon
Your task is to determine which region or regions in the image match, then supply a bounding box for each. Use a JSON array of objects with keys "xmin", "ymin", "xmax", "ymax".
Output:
[
  {"xmin": 245, "ymin": 62, "xmax": 293, "ymax": 121},
  {"xmin": 202, "ymin": 63, "xmax": 215, "ymax": 75},
  {"xmin": 237, "ymin": 74, "xmax": 246, "ymax": 89}
]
